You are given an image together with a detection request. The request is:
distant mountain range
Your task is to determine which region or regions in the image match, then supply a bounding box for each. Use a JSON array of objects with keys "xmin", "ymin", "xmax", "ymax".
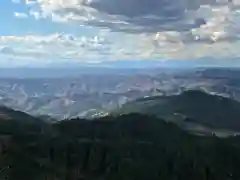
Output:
[
  {"xmin": 1, "ymin": 89, "xmax": 240, "ymax": 137},
  {"xmin": 0, "ymin": 67, "xmax": 240, "ymax": 120},
  {"xmin": 66, "ymin": 58, "xmax": 240, "ymax": 68},
  {"xmin": 5, "ymin": 58, "xmax": 240, "ymax": 69}
]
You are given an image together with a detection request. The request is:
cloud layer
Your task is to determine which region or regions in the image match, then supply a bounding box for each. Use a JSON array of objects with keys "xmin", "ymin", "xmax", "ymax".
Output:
[
  {"xmin": 0, "ymin": 32, "xmax": 155, "ymax": 66},
  {"xmin": 8, "ymin": 0, "xmax": 240, "ymax": 63},
  {"xmin": 25, "ymin": 0, "xmax": 239, "ymax": 32}
]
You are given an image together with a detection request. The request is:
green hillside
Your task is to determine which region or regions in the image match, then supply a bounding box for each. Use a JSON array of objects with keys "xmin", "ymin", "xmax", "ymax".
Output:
[{"xmin": 114, "ymin": 90, "xmax": 240, "ymax": 131}]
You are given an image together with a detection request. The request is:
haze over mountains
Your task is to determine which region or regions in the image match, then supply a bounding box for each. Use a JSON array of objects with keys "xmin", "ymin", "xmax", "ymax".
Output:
[
  {"xmin": 4, "ymin": 58, "xmax": 240, "ymax": 69},
  {"xmin": 0, "ymin": 67, "xmax": 240, "ymax": 120}
]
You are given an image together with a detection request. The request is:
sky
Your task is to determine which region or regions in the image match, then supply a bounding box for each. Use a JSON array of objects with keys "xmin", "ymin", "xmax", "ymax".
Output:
[{"xmin": 0, "ymin": 0, "xmax": 240, "ymax": 67}]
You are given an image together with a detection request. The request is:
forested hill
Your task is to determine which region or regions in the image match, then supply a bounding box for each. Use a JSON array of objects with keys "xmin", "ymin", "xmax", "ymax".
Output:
[
  {"xmin": 1, "ymin": 113, "xmax": 240, "ymax": 180},
  {"xmin": 114, "ymin": 90, "xmax": 240, "ymax": 131},
  {"xmin": 0, "ymin": 106, "xmax": 43, "ymax": 123}
]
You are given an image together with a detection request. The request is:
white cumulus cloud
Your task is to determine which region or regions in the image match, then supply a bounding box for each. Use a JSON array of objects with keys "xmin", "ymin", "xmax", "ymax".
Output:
[
  {"xmin": 1, "ymin": 31, "xmax": 240, "ymax": 67},
  {"xmin": 16, "ymin": 0, "xmax": 240, "ymax": 61},
  {"xmin": 0, "ymin": 33, "xmax": 148, "ymax": 66}
]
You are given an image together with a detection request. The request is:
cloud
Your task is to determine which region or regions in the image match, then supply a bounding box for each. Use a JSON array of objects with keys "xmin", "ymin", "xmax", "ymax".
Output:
[
  {"xmin": 0, "ymin": 33, "xmax": 116, "ymax": 66},
  {"xmin": 0, "ymin": 33, "xmax": 152, "ymax": 67},
  {"xmin": 25, "ymin": 0, "xmax": 237, "ymax": 32},
  {"xmin": 25, "ymin": 0, "xmax": 37, "ymax": 5},
  {"xmin": 12, "ymin": 0, "xmax": 21, "ymax": 3},
  {"xmin": 1, "ymin": 31, "xmax": 240, "ymax": 67},
  {"xmin": 14, "ymin": 12, "xmax": 28, "ymax": 18},
  {"xmin": 16, "ymin": 0, "xmax": 240, "ymax": 61}
]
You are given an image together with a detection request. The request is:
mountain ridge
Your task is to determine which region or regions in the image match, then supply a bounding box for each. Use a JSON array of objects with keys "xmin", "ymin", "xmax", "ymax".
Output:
[
  {"xmin": 114, "ymin": 90, "xmax": 240, "ymax": 132},
  {"xmin": 0, "ymin": 105, "xmax": 42, "ymax": 123}
]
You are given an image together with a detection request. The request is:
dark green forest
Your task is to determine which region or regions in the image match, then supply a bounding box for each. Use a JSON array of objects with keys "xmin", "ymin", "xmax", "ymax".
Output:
[
  {"xmin": 115, "ymin": 90, "xmax": 240, "ymax": 131},
  {"xmin": 1, "ymin": 113, "xmax": 240, "ymax": 180}
]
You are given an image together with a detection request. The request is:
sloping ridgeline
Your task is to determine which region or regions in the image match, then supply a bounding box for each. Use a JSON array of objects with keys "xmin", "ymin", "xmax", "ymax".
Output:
[
  {"xmin": 114, "ymin": 90, "xmax": 240, "ymax": 132},
  {"xmin": 1, "ymin": 112, "xmax": 240, "ymax": 179}
]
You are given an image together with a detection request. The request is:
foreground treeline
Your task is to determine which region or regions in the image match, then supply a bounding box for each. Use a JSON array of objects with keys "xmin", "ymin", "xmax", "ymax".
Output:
[{"xmin": 1, "ymin": 114, "xmax": 240, "ymax": 180}]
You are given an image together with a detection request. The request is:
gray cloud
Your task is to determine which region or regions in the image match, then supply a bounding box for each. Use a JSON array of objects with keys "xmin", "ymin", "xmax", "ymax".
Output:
[
  {"xmin": 25, "ymin": 0, "xmax": 239, "ymax": 36},
  {"xmin": 16, "ymin": 0, "xmax": 240, "ymax": 60}
]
